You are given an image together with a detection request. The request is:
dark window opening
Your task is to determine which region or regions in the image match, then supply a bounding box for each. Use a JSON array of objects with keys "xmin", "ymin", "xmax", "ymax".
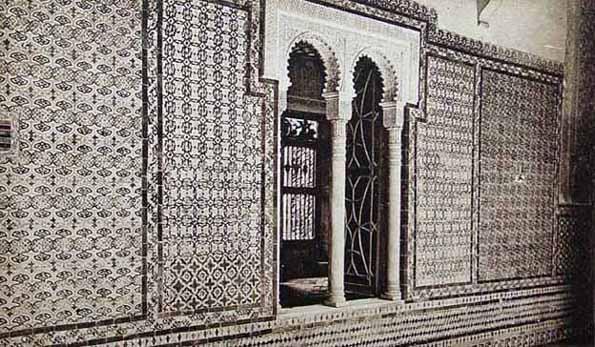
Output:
[
  {"xmin": 280, "ymin": 48, "xmax": 389, "ymax": 307},
  {"xmin": 345, "ymin": 56, "xmax": 387, "ymax": 298},
  {"xmin": 280, "ymin": 42, "xmax": 330, "ymax": 308}
]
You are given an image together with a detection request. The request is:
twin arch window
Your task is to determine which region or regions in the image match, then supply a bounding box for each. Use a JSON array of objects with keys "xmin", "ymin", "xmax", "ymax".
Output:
[{"xmin": 279, "ymin": 42, "xmax": 390, "ymax": 307}]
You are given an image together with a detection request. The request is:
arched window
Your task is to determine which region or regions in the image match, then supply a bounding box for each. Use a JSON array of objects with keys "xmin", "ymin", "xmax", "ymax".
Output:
[
  {"xmin": 345, "ymin": 56, "xmax": 387, "ymax": 297},
  {"xmin": 279, "ymin": 41, "xmax": 331, "ymax": 308}
]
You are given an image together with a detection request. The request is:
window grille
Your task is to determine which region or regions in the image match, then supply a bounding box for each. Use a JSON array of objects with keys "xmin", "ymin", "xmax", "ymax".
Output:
[{"xmin": 281, "ymin": 115, "xmax": 319, "ymax": 241}]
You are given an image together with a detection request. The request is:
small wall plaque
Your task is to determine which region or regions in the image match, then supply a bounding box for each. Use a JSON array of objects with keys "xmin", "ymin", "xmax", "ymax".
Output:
[{"xmin": 0, "ymin": 118, "xmax": 14, "ymax": 152}]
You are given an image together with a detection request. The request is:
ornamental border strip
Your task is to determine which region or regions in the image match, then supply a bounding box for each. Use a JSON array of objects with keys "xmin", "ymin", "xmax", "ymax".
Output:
[{"xmin": 427, "ymin": 28, "xmax": 564, "ymax": 76}]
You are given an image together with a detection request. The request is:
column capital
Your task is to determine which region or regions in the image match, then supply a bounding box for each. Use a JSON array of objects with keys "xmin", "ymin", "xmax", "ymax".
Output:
[
  {"xmin": 322, "ymin": 91, "xmax": 352, "ymax": 123},
  {"xmin": 380, "ymin": 100, "xmax": 406, "ymax": 130},
  {"xmin": 278, "ymin": 89, "xmax": 288, "ymax": 116}
]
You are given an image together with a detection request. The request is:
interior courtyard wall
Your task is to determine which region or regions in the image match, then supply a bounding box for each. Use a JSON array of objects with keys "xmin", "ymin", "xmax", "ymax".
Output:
[
  {"xmin": 412, "ymin": 0, "xmax": 567, "ymax": 62},
  {"xmin": 560, "ymin": 2, "xmax": 595, "ymax": 344},
  {"xmin": 0, "ymin": 0, "xmax": 590, "ymax": 346},
  {"xmin": 0, "ymin": 0, "xmax": 147, "ymax": 333}
]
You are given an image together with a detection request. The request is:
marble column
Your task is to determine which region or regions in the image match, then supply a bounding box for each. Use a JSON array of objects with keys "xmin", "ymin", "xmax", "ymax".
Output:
[
  {"xmin": 322, "ymin": 91, "xmax": 351, "ymax": 307},
  {"xmin": 380, "ymin": 100, "xmax": 405, "ymax": 302}
]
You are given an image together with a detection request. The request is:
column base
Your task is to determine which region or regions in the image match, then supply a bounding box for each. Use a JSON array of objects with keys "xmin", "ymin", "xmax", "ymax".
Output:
[
  {"xmin": 381, "ymin": 291, "xmax": 404, "ymax": 303},
  {"xmin": 324, "ymin": 294, "xmax": 347, "ymax": 308}
]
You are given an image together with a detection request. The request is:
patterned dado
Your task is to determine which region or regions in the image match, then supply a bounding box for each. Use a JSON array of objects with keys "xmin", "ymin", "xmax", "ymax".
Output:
[
  {"xmin": 478, "ymin": 69, "xmax": 559, "ymax": 282},
  {"xmin": 0, "ymin": 0, "xmax": 146, "ymax": 335},
  {"xmin": 0, "ymin": 0, "xmax": 589, "ymax": 345},
  {"xmin": 414, "ymin": 55, "xmax": 475, "ymax": 287},
  {"xmin": 134, "ymin": 288, "xmax": 584, "ymax": 346}
]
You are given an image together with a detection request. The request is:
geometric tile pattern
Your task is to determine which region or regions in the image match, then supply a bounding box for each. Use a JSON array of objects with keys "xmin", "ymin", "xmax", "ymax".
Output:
[
  {"xmin": 407, "ymin": 42, "xmax": 566, "ymax": 301},
  {"xmin": 195, "ymin": 290, "xmax": 581, "ymax": 347},
  {"xmin": 0, "ymin": 0, "xmax": 144, "ymax": 335},
  {"xmin": 159, "ymin": 0, "xmax": 269, "ymax": 314},
  {"xmin": 478, "ymin": 69, "xmax": 559, "ymax": 282},
  {"xmin": 0, "ymin": 0, "xmax": 585, "ymax": 345},
  {"xmin": 555, "ymin": 215, "xmax": 579, "ymax": 277},
  {"xmin": 415, "ymin": 55, "xmax": 475, "ymax": 287},
  {"xmin": 554, "ymin": 208, "xmax": 591, "ymax": 278},
  {"xmin": 164, "ymin": 253, "xmax": 261, "ymax": 312}
]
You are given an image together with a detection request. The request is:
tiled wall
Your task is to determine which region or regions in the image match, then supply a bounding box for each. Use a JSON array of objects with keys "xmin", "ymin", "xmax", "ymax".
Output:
[
  {"xmin": 478, "ymin": 69, "xmax": 558, "ymax": 281},
  {"xmin": 414, "ymin": 54, "xmax": 475, "ymax": 287},
  {"xmin": 0, "ymin": 0, "xmax": 590, "ymax": 346},
  {"xmin": 405, "ymin": 38, "xmax": 569, "ymax": 301},
  {"xmin": 157, "ymin": 0, "xmax": 272, "ymax": 317},
  {"xmin": 0, "ymin": 0, "xmax": 146, "ymax": 334}
]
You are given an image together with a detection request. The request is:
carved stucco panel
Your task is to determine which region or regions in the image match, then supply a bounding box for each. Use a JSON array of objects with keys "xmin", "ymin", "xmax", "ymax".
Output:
[{"xmin": 264, "ymin": 0, "xmax": 420, "ymax": 107}]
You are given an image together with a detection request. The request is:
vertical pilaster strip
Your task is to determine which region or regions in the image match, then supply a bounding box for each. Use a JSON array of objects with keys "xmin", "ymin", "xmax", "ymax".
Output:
[
  {"xmin": 563, "ymin": 1, "xmax": 595, "ymax": 203},
  {"xmin": 561, "ymin": 1, "xmax": 595, "ymax": 341},
  {"xmin": 560, "ymin": 0, "xmax": 578, "ymax": 203},
  {"xmin": 276, "ymin": 88, "xmax": 287, "ymax": 312}
]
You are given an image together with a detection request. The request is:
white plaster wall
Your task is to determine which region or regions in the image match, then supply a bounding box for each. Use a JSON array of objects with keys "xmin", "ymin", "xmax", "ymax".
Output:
[{"xmin": 415, "ymin": 0, "xmax": 567, "ymax": 62}]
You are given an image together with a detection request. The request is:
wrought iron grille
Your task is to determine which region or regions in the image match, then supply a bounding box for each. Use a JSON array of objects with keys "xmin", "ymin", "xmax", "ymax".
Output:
[
  {"xmin": 281, "ymin": 115, "xmax": 319, "ymax": 241},
  {"xmin": 345, "ymin": 57, "xmax": 385, "ymax": 292}
]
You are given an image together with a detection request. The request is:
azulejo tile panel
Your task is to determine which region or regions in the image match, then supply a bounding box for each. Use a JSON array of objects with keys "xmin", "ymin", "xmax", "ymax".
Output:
[
  {"xmin": 0, "ymin": 0, "xmax": 585, "ymax": 345},
  {"xmin": 478, "ymin": 69, "xmax": 559, "ymax": 282},
  {"xmin": 157, "ymin": 0, "xmax": 272, "ymax": 316},
  {"xmin": 414, "ymin": 55, "xmax": 475, "ymax": 287},
  {"xmin": 406, "ymin": 43, "xmax": 566, "ymax": 300},
  {"xmin": 0, "ymin": 0, "xmax": 145, "ymax": 335}
]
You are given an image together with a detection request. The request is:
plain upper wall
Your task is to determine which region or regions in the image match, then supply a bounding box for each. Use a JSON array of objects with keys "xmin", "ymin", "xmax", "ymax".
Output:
[{"xmin": 414, "ymin": 0, "xmax": 567, "ymax": 62}]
